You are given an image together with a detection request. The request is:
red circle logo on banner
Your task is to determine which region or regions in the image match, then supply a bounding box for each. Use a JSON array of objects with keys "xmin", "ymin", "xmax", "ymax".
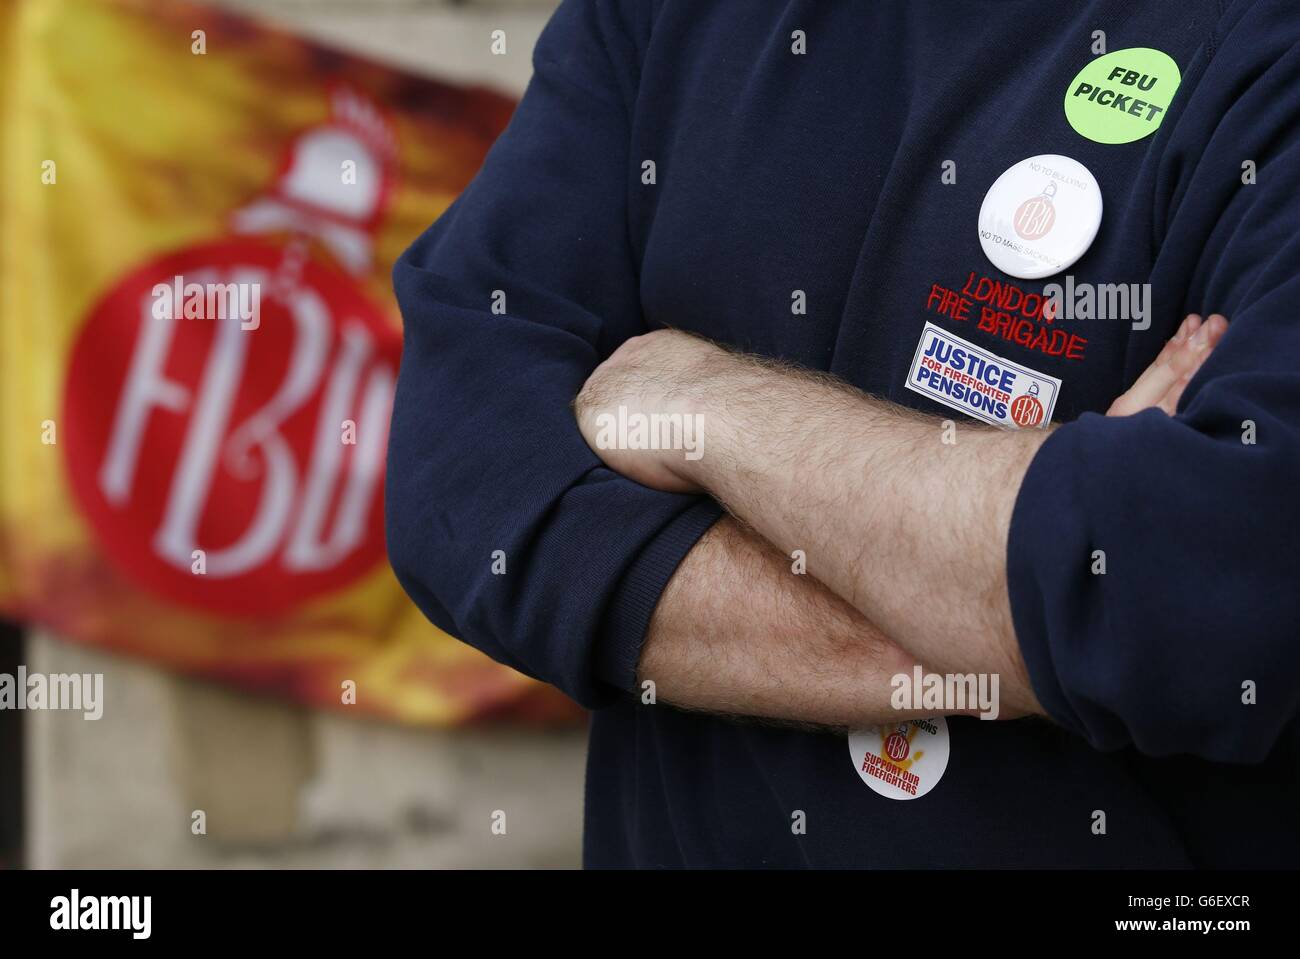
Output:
[{"xmin": 62, "ymin": 239, "xmax": 400, "ymax": 617}]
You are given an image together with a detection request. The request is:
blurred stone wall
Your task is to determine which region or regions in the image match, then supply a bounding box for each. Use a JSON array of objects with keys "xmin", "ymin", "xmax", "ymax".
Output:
[{"xmin": 26, "ymin": 0, "xmax": 588, "ymax": 869}]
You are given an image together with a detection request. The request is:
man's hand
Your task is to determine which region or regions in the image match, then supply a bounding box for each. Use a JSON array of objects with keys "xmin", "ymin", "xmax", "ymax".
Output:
[{"xmin": 1108, "ymin": 313, "xmax": 1227, "ymax": 416}]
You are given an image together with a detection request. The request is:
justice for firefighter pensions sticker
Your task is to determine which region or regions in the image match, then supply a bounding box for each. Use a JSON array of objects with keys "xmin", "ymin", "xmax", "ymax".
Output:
[{"xmin": 906, "ymin": 321, "xmax": 1061, "ymax": 428}]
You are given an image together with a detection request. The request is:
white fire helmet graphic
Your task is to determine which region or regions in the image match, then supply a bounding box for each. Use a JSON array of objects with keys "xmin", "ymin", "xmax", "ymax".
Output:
[{"xmin": 231, "ymin": 86, "xmax": 397, "ymax": 276}]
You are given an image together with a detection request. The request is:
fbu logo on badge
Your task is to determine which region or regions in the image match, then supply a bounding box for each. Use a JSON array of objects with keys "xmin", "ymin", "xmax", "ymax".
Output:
[
  {"xmin": 1009, "ymin": 383, "xmax": 1046, "ymax": 427},
  {"xmin": 884, "ymin": 728, "xmax": 911, "ymax": 762},
  {"xmin": 1014, "ymin": 182, "xmax": 1058, "ymax": 240},
  {"xmin": 906, "ymin": 322, "xmax": 1061, "ymax": 429}
]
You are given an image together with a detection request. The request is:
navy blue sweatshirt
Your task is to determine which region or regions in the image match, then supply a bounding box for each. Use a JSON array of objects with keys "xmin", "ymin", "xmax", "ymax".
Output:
[{"xmin": 388, "ymin": 0, "xmax": 1300, "ymax": 867}]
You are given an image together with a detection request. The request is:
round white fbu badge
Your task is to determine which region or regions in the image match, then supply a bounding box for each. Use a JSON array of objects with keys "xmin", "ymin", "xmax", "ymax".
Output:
[
  {"xmin": 848, "ymin": 718, "xmax": 951, "ymax": 800},
  {"xmin": 978, "ymin": 154, "xmax": 1102, "ymax": 280}
]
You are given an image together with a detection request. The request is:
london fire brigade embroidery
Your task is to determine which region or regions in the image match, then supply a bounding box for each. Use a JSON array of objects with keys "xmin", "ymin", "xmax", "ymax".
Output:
[{"xmin": 926, "ymin": 273, "xmax": 1089, "ymax": 362}]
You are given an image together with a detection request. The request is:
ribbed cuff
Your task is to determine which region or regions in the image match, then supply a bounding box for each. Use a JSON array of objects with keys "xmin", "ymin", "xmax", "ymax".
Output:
[
  {"xmin": 1006, "ymin": 418, "xmax": 1090, "ymax": 739},
  {"xmin": 595, "ymin": 498, "xmax": 725, "ymax": 694}
]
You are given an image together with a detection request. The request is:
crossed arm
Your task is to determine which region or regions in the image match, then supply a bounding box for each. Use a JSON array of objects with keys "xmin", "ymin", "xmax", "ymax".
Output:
[{"xmin": 575, "ymin": 314, "xmax": 1226, "ymax": 728}]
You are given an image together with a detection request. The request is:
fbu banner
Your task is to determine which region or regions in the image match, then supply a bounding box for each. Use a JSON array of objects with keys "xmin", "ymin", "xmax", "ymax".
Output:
[{"xmin": 0, "ymin": 0, "xmax": 578, "ymax": 724}]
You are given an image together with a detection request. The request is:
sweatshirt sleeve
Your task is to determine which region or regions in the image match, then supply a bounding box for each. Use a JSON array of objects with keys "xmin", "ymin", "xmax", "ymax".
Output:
[
  {"xmin": 386, "ymin": 0, "xmax": 721, "ymax": 708},
  {"xmin": 1008, "ymin": 0, "xmax": 1300, "ymax": 762}
]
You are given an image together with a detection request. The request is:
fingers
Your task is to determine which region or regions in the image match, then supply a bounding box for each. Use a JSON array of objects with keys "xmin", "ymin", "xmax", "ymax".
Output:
[
  {"xmin": 1153, "ymin": 313, "xmax": 1200, "ymax": 367},
  {"xmin": 1107, "ymin": 313, "xmax": 1227, "ymax": 417},
  {"xmin": 1155, "ymin": 368, "xmax": 1197, "ymax": 417},
  {"xmin": 1155, "ymin": 314, "xmax": 1227, "ymax": 415},
  {"xmin": 1116, "ymin": 314, "xmax": 1199, "ymax": 412},
  {"xmin": 1107, "ymin": 314, "xmax": 1196, "ymax": 416}
]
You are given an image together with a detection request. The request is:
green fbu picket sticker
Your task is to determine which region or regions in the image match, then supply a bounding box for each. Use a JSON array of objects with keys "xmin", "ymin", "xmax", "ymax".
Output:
[{"xmin": 1065, "ymin": 48, "xmax": 1182, "ymax": 144}]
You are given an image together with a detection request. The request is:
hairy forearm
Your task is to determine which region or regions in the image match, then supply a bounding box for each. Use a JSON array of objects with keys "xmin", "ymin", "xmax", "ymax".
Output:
[
  {"xmin": 681, "ymin": 354, "xmax": 1044, "ymax": 713},
  {"xmin": 641, "ymin": 515, "xmax": 980, "ymax": 728},
  {"xmin": 578, "ymin": 319, "xmax": 1225, "ymax": 720}
]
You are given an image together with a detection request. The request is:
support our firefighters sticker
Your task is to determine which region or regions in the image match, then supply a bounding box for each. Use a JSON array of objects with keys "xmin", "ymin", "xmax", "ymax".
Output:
[{"xmin": 848, "ymin": 718, "xmax": 951, "ymax": 800}]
